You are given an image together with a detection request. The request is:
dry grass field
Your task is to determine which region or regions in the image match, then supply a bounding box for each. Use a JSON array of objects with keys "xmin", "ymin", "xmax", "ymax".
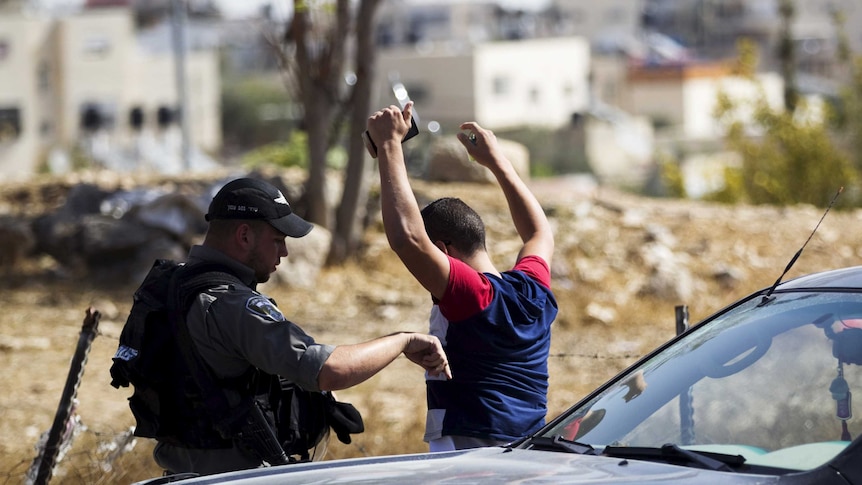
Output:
[{"xmin": 2, "ymin": 172, "xmax": 862, "ymax": 483}]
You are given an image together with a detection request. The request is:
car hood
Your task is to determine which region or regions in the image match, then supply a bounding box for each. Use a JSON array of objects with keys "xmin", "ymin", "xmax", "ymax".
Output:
[{"xmin": 157, "ymin": 447, "xmax": 782, "ymax": 484}]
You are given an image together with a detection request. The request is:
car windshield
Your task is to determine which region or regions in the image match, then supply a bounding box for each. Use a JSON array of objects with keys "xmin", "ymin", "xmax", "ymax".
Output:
[{"xmin": 539, "ymin": 289, "xmax": 862, "ymax": 472}]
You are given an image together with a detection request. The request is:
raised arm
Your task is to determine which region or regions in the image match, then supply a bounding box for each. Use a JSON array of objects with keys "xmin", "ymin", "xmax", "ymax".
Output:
[
  {"xmin": 457, "ymin": 122, "xmax": 554, "ymax": 264},
  {"xmin": 317, "ymin": 332, "xmax": 451, "ymax": 391},
  {"xmin": 367, "ymin": 103, "xmax": 451, "ymax": 299}
]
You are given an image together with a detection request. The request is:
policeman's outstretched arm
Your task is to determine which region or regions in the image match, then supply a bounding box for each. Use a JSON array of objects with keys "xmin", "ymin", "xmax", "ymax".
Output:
[{"xmin": 317, "ymin": 332, "xmax": 451, "ymax": 391}]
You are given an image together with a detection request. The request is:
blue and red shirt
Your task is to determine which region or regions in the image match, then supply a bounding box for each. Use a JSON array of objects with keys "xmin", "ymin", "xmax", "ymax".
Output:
[{"xmin": 424, "ymin": 255, "xmax": 558, "ymax": 442}]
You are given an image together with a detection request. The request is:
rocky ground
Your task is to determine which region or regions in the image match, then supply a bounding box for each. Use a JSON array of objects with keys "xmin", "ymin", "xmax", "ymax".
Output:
[{"xmin": 1, "ymin": 171, "xmax": 861, "ymax": 483}]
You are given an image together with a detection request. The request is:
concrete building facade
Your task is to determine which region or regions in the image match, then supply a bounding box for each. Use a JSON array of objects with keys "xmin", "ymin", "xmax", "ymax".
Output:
[
  {"xmin": 620, "ymin": 61, "xmax": 784, "ymax": 141},
  {"xmin": 376, "ymin": 37, "xmax": 591, "ymax": 132},
  {"xmin": 0, "ymin": 5, "xmax": 220, "ymax": 181}
]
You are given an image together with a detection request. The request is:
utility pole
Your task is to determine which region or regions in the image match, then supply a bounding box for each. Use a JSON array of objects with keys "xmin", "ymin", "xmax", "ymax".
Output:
[{"xmin": 171, "ymin": 0, "xmax": 192, "ymax": 171}]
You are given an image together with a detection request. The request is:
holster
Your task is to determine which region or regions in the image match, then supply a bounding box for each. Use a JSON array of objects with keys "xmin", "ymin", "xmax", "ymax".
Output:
[{"xmin": 230, "ymin": 401, "xmax": 290, "ymax": 466}]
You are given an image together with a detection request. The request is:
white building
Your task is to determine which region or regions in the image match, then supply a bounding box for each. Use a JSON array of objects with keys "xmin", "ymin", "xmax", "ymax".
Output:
[
  {"xmin": 0, "ymin": 4, "xmax": 221, "ymax": 182},
  {"xmin": 377, "ymin": 37, "xmax": 591, "ymax": 132},
  {"xmin": 619, "ymin": 61, "xmax": 784, "ymax": 141}
]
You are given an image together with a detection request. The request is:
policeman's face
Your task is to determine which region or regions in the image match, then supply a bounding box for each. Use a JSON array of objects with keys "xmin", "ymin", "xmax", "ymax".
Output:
[{"xmin": 246, "ymin": 222, "xmax": 289, "ymax": 283}]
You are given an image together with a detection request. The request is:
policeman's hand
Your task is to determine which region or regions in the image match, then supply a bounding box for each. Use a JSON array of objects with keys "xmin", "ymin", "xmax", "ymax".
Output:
[
  {"xmin": 456, "ymin": 121, "xmax": 507, "ymax": 170},
  {"xmin": 403, "ymin": 333, "xmax": 452, "ymax": 379},
  {"xmin": 367, "ymin": 102, "xmax": 414, "ymax": 147}
]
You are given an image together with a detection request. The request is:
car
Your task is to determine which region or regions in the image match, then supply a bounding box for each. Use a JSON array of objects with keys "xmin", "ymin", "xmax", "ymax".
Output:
[{"xmin": 136, "ymin": 265, "xmax": 862, "ymax": 484}]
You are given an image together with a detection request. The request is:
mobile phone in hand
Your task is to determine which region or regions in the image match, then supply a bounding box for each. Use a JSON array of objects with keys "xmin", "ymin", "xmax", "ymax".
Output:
[{"xmin": 363, "ymin": 117, "xmax": 419, "ymax": 158}]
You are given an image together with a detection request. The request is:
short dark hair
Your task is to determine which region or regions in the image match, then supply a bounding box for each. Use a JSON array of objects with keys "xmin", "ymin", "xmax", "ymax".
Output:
[
  {"xmin": 420, "ymin": 197, "xmax": 486, "ymax": 256},
  {"xmin": 207, "ymin": 218, "xmax": 268, "ymax": 239}
]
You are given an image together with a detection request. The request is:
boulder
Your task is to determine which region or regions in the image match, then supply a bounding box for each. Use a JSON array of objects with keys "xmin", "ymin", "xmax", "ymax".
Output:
[
  {"xmin": 124, "ymin": 191, "xmax": 208, "ymax": 244},
  {"xmin": 0, "ymin": 216, "xmax": 34, "ymax": 271},
  {"xmin": 260, "ymin": 223, "xmax": 331, "ymax": 290},
  {"xmin": 425, "ymin": 136, "xmax": 530, "ymax": 183},
  {"xmin": 31, "ymin": 184, "xmax": 201, "ymax": 284},
  {"xmin": 17, "ymin": 171, "xmax": 326, "ymax": 287}
]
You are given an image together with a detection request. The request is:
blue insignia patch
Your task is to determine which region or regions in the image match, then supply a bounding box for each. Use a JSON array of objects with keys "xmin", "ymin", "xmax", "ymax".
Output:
[
  {"xmin": 246, "ymin": 295, "xmax": 286, "ymax": 322},
  {"xmin": 114, "ymin": 344, "xmax": 138, "ymax": 362}
]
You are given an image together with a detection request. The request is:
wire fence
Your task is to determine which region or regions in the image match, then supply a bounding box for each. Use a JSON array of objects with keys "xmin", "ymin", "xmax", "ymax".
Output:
[
  {"xmin": 550, "ymin": 351, "xmax": 639, "ymax": 361},
  {"xmin": 2, "ymin": 423, "xmax": 138, "ymax": 485},
  {"xmin": 7, "ymin": 311, "xmax": 643, "ymax": 484},
  {"xmin": 3, "ymin": 309, "xmax": 157, "ymax": 485}
]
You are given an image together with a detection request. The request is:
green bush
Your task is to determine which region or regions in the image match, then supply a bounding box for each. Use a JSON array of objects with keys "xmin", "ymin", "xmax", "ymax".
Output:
[
  {"xmin": 241, "ymin": 131, "xmax": 309, "ymax": 169},
  {"xmin": 710, "ymin": 39, "xmax": 861, "ymax": 208},
  {"xmin": 221, "ymin": 77, "xmax": 297, "ymax": 150},
  {"xmin": 715, "ymin": 91, "xmax": 858, "ymax": 208},
  {"xmin": 241, "ymin": 131, "xmax": 347, "ymax": 170},
  {"xmin": 658, "ymin": 154, "xmax": 687, "ymax": 198}
]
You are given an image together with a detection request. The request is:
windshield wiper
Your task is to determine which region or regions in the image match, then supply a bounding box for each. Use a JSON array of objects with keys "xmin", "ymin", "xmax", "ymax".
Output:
[
  {"xmin": 528, "ymin": 435, "xmax": 598, "ymax": 455},
  {"xmin": 603, "ymin": 443, "xmax": 745, "ymax": 472}
]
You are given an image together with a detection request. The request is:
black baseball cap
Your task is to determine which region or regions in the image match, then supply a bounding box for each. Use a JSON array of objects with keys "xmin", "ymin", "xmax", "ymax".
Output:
[{"xmin": 205, "ymin": 177, "xmax": 313, "ymax": 238}]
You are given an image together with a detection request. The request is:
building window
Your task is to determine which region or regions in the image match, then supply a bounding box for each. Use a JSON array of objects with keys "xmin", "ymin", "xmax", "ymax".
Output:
[
  {"xmin": 0, "ymin": 107, "xmax": 21, "ymax": 142},
  {"xmin": 129, "ymin": 106, "xmax": 145, "ymax": 130},
  {"xmin": 529, "ymin": 86, "xmax": 541, "ymax": 103},
  {"xmin": 493, "ymin": 76, "xmax": 511, "ymax": 96},
  {"xmin": 402, "ymin": 84, "xmax": 429, "ymax": 105},
  {"xmin": 79, "ymin": 102, "xmax": 116, "ymax": 131},
  {"xmin": 602, "ymin": 80, "xmax": 618, "ymax": 102},
  {"xmin": 83, "ymin": 36, "xmax": 111, "ymax": 58},
  {"xmin": 38, "ymin": 61, "xmax": 51, "ymax": 92},
  {"xmin": 157, "ymin": 106, "xmax": 176, "ymax": 128}
]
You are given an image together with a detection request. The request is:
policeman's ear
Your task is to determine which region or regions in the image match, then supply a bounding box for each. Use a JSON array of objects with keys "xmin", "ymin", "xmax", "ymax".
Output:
[{"xmin": 235, "ymin": 222, "xmax": 257, "ymax": 249}]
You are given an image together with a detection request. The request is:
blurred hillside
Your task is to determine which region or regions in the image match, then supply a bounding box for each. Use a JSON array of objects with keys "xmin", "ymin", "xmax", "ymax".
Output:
[{"xmin": 1, "ymin": 172, "xmax": 861, "ymax": 483}]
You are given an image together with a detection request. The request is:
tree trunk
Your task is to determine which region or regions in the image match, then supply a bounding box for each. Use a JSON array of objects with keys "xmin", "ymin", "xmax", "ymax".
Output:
[
  {"xmin": 778, "ymin": 0, "xmax": 798, "ymax": 113},
  {"xmin": 304, "ymin": 88, "xmax": 332, "ymax": 228},
  {"xmin": 329, "ymin": 0, "xmax": 382, "ymax": 263},
  {"xmin": 284, "ymin": 0, "xmax": 383, "ymax": 258},
  {"xmin": 289, "ymin": 0, "xmax": 351, "ymax": 229}
]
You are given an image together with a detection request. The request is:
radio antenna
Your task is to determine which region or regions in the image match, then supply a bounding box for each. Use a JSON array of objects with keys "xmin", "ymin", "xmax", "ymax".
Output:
[{"xmin": 759, "ymin": 186, "xmax": 843, "ymax": 305}]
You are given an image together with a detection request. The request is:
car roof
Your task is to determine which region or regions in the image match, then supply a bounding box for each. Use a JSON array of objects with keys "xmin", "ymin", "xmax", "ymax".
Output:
[{"xmin": 778, "ymin": 265, "xmax": 862, "ymax": 290}]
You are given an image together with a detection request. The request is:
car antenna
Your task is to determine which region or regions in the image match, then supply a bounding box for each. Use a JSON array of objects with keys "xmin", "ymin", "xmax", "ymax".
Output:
[{"xmin": 759, "ymin": 186, "xmax": 843, "ymax": 306}]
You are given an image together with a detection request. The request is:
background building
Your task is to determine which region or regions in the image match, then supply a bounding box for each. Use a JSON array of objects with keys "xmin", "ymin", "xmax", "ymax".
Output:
[
  {"xmin": 377, "ymin": 37, "xmax": 591, "ymax": 133},
  {"xmin": 0, "ymin": 2, "xmax": 220, "ymax": 181}
]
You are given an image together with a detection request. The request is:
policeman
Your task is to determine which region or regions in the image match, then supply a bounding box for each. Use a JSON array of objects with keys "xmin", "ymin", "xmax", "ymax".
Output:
[{"xmin": 153, "ymin": 177, "xmax": 451, "ymax": 475}]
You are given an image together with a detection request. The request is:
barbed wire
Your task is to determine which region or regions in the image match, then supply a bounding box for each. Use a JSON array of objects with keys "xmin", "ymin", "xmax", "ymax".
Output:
[
  {"xmin": 2, "ymin": 459, "xmax": 33, "ymax": 485},
  {"xmin": 95, "ymin": 331, "xmax": 119, "ymax": 341},
  {"xmin": 3, "ymin": 424, "xmax": 139, "ymax": 485},
  {"xmin": 98, "ymin": 329, "xmax": 639, "ymax": 362},
  {"xmin": 2, "ymin": 326, "xmax": 637, "ymax": 484},
  {"xmin": 550, "ymin": 352, "xmax": 638, "ymax": 360}
]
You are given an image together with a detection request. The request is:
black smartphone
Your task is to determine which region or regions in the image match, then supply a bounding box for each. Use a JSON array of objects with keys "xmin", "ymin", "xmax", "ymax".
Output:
[{"xmin": 363, "ymin": 116, "xmax": 419, "ymax": 158}]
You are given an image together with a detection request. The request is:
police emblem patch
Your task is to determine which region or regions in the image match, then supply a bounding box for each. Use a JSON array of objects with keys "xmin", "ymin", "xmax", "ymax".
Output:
[{"xmin": 245, "ymin": 295, "xmax": 286, "ymax": 322}]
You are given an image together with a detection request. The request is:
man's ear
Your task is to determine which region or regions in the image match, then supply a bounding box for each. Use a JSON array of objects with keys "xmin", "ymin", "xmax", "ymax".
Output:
[
  {"xmin": 235, "ymin": 222, "xmax": 255, "ymax": 249},
  {"xmin": 433, "ymin": 240, "xmax": 449, "ymax": 255}
]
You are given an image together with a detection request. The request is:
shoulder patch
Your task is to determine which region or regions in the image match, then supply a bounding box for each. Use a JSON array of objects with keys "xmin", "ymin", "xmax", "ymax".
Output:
[{"xmin": 245, "ymin": 295, "xmax": 286, "ymax": 322}]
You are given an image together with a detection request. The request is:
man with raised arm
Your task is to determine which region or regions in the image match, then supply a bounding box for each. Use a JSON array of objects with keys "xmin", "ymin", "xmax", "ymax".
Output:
[{"xmin": 367, "ymin": 104, "xmax": 558, "ymax": 451}]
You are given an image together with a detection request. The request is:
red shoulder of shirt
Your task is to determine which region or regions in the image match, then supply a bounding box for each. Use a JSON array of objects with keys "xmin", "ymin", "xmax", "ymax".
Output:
[
  {"xmin": 513, "ymin": 254, "xmax": 552, "ymax": 288},
  {"xmin": 438, "ymin": 254, "xmax": 551, "ymax": 323}
]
